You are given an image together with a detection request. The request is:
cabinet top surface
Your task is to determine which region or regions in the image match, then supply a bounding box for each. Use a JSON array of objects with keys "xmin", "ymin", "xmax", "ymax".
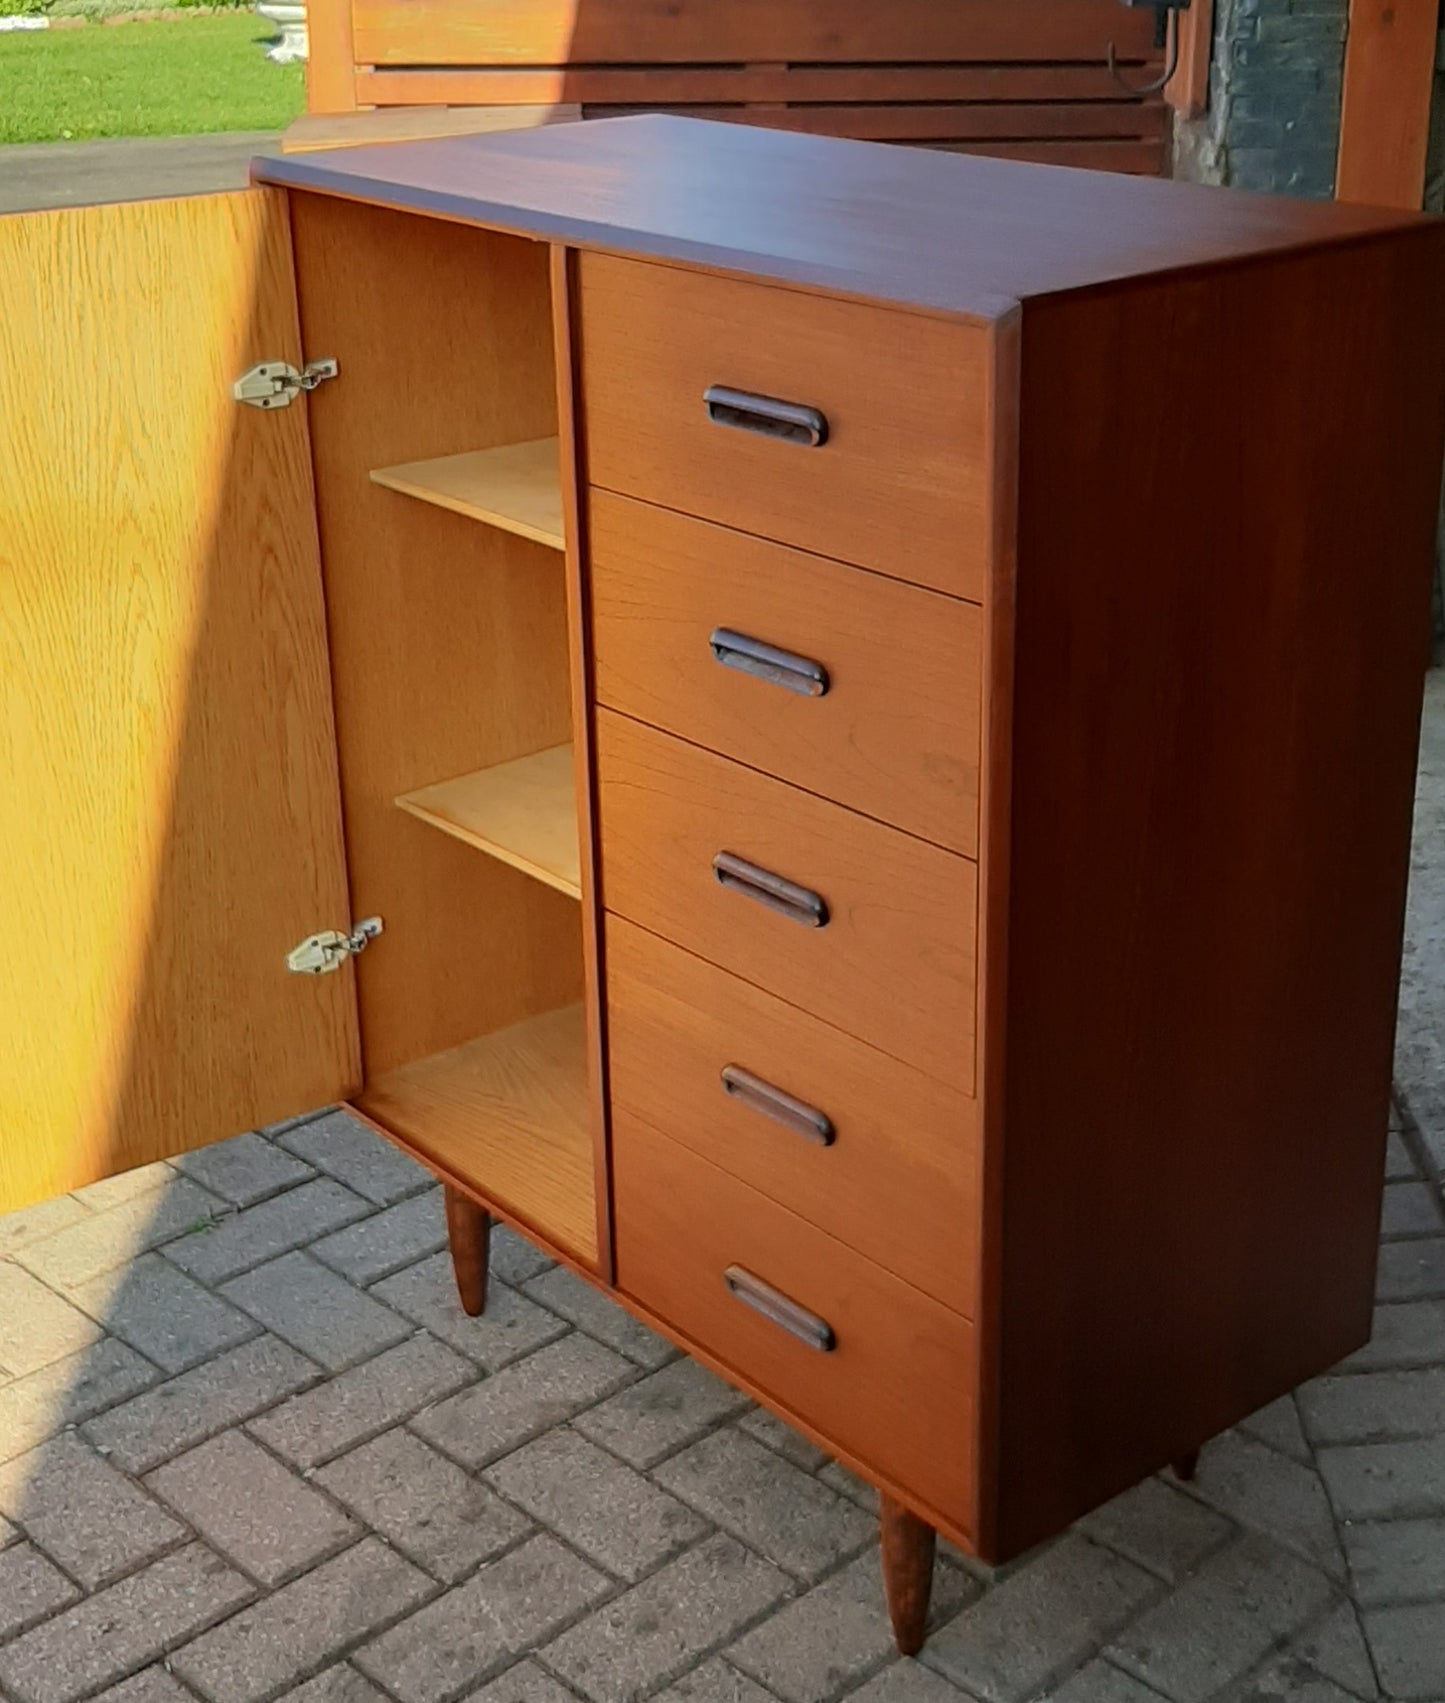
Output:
[{"xmin": 254, "ymin": 114, "xmax": 1428, "ymax": 321}]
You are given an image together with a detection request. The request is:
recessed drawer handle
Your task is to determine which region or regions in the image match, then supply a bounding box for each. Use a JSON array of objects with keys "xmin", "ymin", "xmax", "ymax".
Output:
[
  {"xmin": 710, "ymin": 629, "xmax": 829, "ymax": 698},
  {"xmin": 721, "ymin": 1065, "xmax": 836, "ymax": 1146},
  {"xmin": 724, "ymin": 1265, "xmax": 836, "ymax": 1352},
  {"xmin": 704, "ymin": 385, "xmax": 829, "ymax": 449},
  {"xmin": 713, "ymin": 851, "xmax": 829, "ymax": 928}
]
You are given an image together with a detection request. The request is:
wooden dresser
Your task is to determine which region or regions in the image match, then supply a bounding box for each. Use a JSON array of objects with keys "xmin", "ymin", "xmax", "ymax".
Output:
[{"xmin": 3, "ymin": 116, "xmax": 1443, "ymax": 1651}]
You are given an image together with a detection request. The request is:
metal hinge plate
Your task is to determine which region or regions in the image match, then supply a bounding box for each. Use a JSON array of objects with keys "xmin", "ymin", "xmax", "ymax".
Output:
[
  {"xmin": 234, "ymin": 357, "xmax": 339, "ymax": 411},
  {"xmin": 286, "ymin": 916, "xmax": 382, "ymax": 976}
]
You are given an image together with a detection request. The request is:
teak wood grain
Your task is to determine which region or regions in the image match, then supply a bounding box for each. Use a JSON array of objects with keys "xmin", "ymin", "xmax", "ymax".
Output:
[
  {"xmin": 576, "ymin": 254, "xmax": 988, "ymax": 602},
  {"xmin": 588, "ymin": 492, "xmax": 982, "ymax": 854},
  {"xmin": 614, "ymin": 1113, "xmax": 978, "ymax": 1535},
  {"xmin": 983, "ymin": 225, "xmax": 1445, "ymax": 1556},
  {"xmin": 0, "ymin": 191, "xmax": 357, "ymax": 1213},
  {"xmin": 288, "ymin": 195, "xmax": 583, "ymax": 1081},
  {"xmin": 594, "ymin": 710, "xmax": 977, "ymax": 1090},
  {"xmin": 605, "ymin": 917, "xmax": 979, "ymax": 1316},
  {"xmin": 255, "ymin": 115, "xmax": 1424, "ymax": 324}
]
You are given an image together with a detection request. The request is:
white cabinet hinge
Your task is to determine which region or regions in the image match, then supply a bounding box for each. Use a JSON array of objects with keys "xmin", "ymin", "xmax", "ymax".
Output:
[
  {"xmin": 233, "ymin": 357, "xmax": 339, "ymax": 411},
  {"xmin": 286, "ymin": 916, "xmax": 382, "ymax": 976}
]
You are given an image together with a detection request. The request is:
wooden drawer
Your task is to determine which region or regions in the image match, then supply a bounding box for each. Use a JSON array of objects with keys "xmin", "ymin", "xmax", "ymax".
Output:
[
  {"xmin": 575, "ymin": 253, "xmax": 990, "ymax": 602},
  {"xmin": 595, "ymin": 709, "xmax": 976, "ymax": 1089},
  {"xmin": 589, "ymin": 492, "xmax": 982, "ymax": 855},
  {"xmin": 606, "ymin": 915, "xmax": 979, "ymax": 1315},
  {"xmin": 615, "ymin": 1113, "xmax": 977, "ymax": 1534}
]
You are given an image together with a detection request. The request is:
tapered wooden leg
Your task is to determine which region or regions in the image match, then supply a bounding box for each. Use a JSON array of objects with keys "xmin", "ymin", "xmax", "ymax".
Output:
[
  {"xmin": 1172, "ymin": 1448, "xmax": 1200, "ymax": 1482},
  {"xmin": 880, "ymin": 1494, "xmax": 936, "ymax": 1657},
  {"xmin": 444, "ymin": 1186, "xmax": 491, "ymax": 1317}
]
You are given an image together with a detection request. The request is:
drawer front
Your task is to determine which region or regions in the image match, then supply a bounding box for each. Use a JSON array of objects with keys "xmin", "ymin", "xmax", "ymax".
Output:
[
  {"xmin": 589, "ymin": 492, "xmax": 982, "ymax": 855},
  {"xmin": 596, "ymin": 710, "xmax": 977, "ymax": 1089},
  {"xmin": 576, "ymin": 253, "xmax": 990, "ymax": 601},
  {"xmin": 615, "ymin": 1113, "xmax": 978, "ymax": 1533},
  {"xmin": 606, "ymin": 916, "xmax": 979, "ymax": 1316}
]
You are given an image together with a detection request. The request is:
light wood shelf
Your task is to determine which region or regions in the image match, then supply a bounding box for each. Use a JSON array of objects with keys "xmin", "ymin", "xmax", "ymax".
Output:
[
  {"xmin": 369, "ymin": 437, "xmax": 564, "ymax": 550},
  {"xmin": 357, "ymin": 1004, "xmax": 595, "ymax": 1263},
  {"xmin": 395, "ymin": 744, "xmax": 580, "ymax": 899}
]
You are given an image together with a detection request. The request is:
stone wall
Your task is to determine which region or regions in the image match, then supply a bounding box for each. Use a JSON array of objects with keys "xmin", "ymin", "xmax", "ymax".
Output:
[
  {"xmin": 1174, "ymin": 0, "xmax": 1349, "ymax": 196},
  {"xmin": 1175, "ymin": 3, "xmax": 1445, "ymax": 645}
]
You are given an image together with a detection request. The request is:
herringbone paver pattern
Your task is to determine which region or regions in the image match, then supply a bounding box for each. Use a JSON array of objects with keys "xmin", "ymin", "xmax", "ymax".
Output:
[{"xmin": 1, "ymin": 1101, "xmax": 1441, "ymax": 1703}]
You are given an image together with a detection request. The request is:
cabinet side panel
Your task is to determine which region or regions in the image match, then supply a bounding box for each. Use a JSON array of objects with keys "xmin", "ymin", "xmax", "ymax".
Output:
[
  {"xmin": 0, "ymin": 191, "xmax": 359, "ymax": 1211},
  {"xmin": 995, "ymin": 229, "xmax": 1445, "ymax": 1556},
  {"xmin": 973, "ymin": 311, "xmax": 1021, "ymax": 1563}
]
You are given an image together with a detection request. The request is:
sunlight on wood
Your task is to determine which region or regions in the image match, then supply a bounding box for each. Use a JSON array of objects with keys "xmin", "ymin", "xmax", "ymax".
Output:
[{"xmin": 0, "ymin": 192, "xmax": 357, "ymax": 1213}]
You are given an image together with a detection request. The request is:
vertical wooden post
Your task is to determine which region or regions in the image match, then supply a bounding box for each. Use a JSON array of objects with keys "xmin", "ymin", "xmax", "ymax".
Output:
[
  {"xmin": 1336, "ymin": 0, "xmax": 1437, "ymax": 208},
  {"xmin": 305, "ymin": 0, "xmax": 361, "ymax": 114},
  {"xmin": 1167, "ymin": 0, "xmax": 1216, "ymax": 122}
]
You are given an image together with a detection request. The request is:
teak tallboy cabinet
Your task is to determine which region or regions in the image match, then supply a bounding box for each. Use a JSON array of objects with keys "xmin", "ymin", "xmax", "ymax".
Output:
[{"xmin": 4, "ymin": 116, "xmax": 1444, "ymax": 1649}]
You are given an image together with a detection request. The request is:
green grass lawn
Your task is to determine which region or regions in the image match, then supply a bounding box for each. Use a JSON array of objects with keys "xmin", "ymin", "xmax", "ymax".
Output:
[{"xmin": 0, "ymin": 14, "xmax": 305, "ymax": 143}]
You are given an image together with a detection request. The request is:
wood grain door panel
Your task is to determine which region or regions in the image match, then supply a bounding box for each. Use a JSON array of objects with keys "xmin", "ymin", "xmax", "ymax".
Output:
[{"xmin": 0, "ymin": 191, "xmax": 358, "ymax": 1212}]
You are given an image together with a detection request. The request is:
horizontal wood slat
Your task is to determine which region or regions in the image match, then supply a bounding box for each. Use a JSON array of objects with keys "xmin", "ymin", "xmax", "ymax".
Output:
[
  {"xmin": 284, "ymin": 103, "xmax": 575, "ymax": 149},
  {"xmin": 352, "ymin": 0, "xmax": 1162, "ymax": 69},
  {"xmin": 933, "ymin": 140, "xmax": 1168, "ymax": 175},
  {"xmin": 580, "ymin": 103, "xmax": 1169, "ymax": 144},
  {"xmin": 355, "ymin": 64, "xmax": 1168, "ymax": 108},
  {"xmin": 342, "ymin": 0, "xmax": 1169, "ymax": 175}
]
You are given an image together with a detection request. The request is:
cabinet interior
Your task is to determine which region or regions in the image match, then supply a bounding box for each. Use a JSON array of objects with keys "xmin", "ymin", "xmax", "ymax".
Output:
[{"xmin": 289, "ymin": 193, "xmax": 596, "ymax": 1264}]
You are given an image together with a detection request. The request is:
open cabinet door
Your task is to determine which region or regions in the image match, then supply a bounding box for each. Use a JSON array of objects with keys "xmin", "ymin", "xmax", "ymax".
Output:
[{"xmin": 0, "ymin": 190, "xmax": 361, "ymax": 1214}]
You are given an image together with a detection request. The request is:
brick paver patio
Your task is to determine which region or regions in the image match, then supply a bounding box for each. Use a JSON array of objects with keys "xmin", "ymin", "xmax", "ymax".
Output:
[
  {"xmin": 0, "ymin": 1093, "xmax": 1441, "ymax": 1703},
  {"xmin": 3, "ymin": 671, "xmax": 1444, "ymax": 1703}
]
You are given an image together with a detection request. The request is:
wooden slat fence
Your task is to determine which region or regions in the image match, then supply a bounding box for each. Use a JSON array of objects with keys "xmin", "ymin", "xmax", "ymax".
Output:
[{"xmin": 309, "ymin": 0, "xmax": 1173, "ymax": 176}]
